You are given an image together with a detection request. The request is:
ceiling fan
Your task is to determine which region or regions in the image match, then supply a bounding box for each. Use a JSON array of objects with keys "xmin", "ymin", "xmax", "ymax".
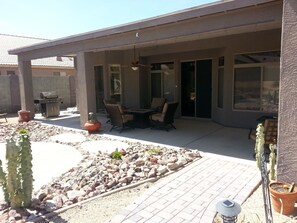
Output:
[{"xmin": 130, "ymin": 46, "xmax": 150, "ymax": 71}]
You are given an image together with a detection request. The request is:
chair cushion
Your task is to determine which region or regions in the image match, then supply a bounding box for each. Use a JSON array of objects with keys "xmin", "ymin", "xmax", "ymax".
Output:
[
  {"xmin": 122, "ymin": 114, "xmax": 134, "ymax": 122},
  {"xmin": 151, "ymin": 98, "xmax": 166, "ymax": 112},
  {"xmin": 151, "ymin": 113, "xmax": 165, "ymax": 122},
  {"xmin": 161, "ymin": 103, "xmax": 168, "ymax": 114}
]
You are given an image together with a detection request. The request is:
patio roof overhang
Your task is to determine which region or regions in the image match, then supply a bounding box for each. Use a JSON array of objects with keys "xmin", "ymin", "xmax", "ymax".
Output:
[{"xmin": 9, "ymin": 0, "xmax": 282, "ymax": 60}]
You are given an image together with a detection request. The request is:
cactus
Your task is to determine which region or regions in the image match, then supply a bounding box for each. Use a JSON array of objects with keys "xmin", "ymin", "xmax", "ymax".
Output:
[
  {"xmin": 6, "ymin": 139, "xmax": 23, "ymax": 208},
  {"xmin": 254, "ymin": 123, "xmax": 276, "ymax": 181},
  {"xmin": 0, "ymin": 160, "xmax": 8, "ymax": 202},
  {"xmin": 269, "ymin": 144, "xmax": 276, "ymax": 181},
  {"xmin": 255, "ymin": 123, "xmax": 265, "ymax": 169},
  {"xmin": 0, "ymin": 129, "xmax": 33, "ymax": 208},
  {"xmin": 17, "ymin": 129, "xmax": 33, "ymax": 207}
]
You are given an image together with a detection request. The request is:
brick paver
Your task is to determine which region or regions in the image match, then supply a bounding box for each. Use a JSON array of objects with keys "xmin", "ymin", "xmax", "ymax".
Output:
[{"xmin": 109, "ymin": 154, "xmax": 260, "ymax": 223}]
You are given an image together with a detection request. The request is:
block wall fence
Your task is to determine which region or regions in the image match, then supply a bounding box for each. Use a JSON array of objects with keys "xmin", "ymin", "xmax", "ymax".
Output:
[{"xmin": 0, "ymin": 75, "xmax": 76, "ymax": 113}]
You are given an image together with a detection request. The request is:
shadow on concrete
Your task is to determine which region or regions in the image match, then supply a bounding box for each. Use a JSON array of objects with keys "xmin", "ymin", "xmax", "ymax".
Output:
[{"xmin": 34, "ymin": 112, "xmax": 256, "ymax": 161}]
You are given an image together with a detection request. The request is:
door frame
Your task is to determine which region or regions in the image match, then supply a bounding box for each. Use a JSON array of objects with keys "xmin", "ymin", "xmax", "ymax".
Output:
[{"xmin": 180, "ymin": 58, "xmax": 213, "ymax": 119}]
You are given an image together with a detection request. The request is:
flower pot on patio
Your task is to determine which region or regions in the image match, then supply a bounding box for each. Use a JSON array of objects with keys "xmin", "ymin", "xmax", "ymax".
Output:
[
  {"xmin": 84, "ymin": 112, "xmax": 101, "ymax": 133},
  {"xmin": 84, "ymin": 121, "xmax": 101, "ymax": 133},
  {"xmin": 18, "ymin": 110, "xmax": 31, "ymax": 122},
  {"xmin": 269, "ymin": 182, "xmax": 297, "ymax": 215}
]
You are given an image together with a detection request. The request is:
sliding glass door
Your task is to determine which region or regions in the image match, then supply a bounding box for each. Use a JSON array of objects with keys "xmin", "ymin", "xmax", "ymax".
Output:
[{"xmin": 181, "ymin": 59, "xmax": 212, "ymax": 118}]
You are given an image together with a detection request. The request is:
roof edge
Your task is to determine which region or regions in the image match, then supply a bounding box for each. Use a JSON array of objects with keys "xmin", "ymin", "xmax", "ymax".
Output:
[{"xmin": 9, "ymin": 0, "xmax": 279, "ymax": 55}]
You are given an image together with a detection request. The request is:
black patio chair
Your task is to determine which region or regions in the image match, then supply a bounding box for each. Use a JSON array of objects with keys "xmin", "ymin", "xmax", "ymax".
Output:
[
  {"xmin": 150, "ymin": 97, "xmax": 166, "ymax": 113},
  {"xmin": 105, "ymin": 104, "xmax": 134, "ymax": 133},
  {"xmin": 150, "ymin": 102, "xmax": 179, "ymax": 131},
  {"xmin": 103, "ymin": 99, "xmax": 117, "ymax": 123}
]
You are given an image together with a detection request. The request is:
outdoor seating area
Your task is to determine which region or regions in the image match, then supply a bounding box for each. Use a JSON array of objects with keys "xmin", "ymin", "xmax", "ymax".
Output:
[{"xmin": 104, "ymin": 98, "xmax": 179, "ymax": 132}]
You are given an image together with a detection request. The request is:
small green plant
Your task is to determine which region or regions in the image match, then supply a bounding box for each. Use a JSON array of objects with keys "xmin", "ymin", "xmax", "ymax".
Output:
[
  {"xmin": 111, "ymin": 149, "xmax": 122, "ymax": 160},
  {"xmin": 0, "ymin": 129, "xmax": 33, "ymax": 208},
  {"xmin": 146, "ymin": 147, "xmax": 162, "ymax": 155}
]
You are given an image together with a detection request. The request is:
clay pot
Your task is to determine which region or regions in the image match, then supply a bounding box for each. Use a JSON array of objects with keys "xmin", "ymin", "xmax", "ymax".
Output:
[
  {"xmin": 18, "ymin": 110, "xmax": 31, "ymax": 122},
  {"xmin": 84, "ymin": 121, "xmax": 101, "ymax": 133},
  {"xmin": 269, "ymin": 182, "xmax": 297, "ymax": 215}
]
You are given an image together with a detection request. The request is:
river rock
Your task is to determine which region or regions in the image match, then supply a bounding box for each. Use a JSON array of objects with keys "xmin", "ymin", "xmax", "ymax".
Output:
[
  {"xmin": 167, "ymin": 162, "xmax": 179, "ymax": 170},
  {"xmin": 67, "ymin": 190, "xmax": 86, "ymax": 201},
  {"xmin": 135, "ymin": 159, "xmax": 145, "ymax": 166},
  {"xmin": 148, "ymin": 168, "xmax": 157, "ymax": 178},
  {"xmin": 167, "ymin": 156, "xmax": 178, "ymax": 163},
  {"xmin": 157, "ymin": 166, "xmax": 168, "ymax": 175}
]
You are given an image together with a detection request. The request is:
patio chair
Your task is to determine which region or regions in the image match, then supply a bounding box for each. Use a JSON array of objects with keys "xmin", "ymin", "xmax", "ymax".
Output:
[
  {"xmin": 150, "ymin": 102, "xmax": 179, "ymax": 131},
  {"xmin": 249, "ymin": 118, "xmax": 278, "ymax": 146},
  {"xmin": 103, "ymin": 99, "xmax": 116, "ymax": 123},
  {"xmin": 0, "ymin": 108, "xmax": 7, "ymax": 122},
  {"xmin": 105, "ymin": 104, "xmax": 134, "ymax": 133},
  {"xmin": 0, "ymin": 113, "xmax": 7, "ymax": 122},
  {"xmin": 150, "ymin": 98, "xmax": 166, "ymax": 113}
]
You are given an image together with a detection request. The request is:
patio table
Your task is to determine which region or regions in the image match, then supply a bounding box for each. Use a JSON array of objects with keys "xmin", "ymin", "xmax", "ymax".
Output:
[{"xmin": 123, "ymin": 108, "xmax": 154, "ymax": 128}]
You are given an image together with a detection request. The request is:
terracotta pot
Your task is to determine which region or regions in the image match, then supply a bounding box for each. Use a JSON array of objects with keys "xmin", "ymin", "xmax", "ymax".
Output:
[
  {"xmin": 84, "ymin": 121, "xmax": 101, "ymax": 133},
  {"xmin": 269, "ymin": 182, "xmax": 297, "ymax": 215},
  {"xmin": 18, "ymin": 110, "xmax": 31, "ymax": 122}
]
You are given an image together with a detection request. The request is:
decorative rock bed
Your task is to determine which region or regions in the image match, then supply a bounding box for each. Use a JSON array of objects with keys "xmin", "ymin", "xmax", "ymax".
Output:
[{"xmin": 0, "ymin": 121, "xmax": 201, "ymax": 222}]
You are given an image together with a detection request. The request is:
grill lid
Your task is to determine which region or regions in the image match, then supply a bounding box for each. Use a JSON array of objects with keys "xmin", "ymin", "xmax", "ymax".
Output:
[{"xmin": 40, "ymin": 91, "xmax": 58, "ymax": 99}]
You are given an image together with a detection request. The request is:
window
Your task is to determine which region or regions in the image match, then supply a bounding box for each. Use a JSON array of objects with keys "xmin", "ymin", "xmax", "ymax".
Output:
[
  {"xmin": 53, "ymin": 72, "xmax": 60, "ymax": 76},
  {"xmin": 7, "ymin": 70, "xmax": 15, "ymax": 75},
  {"xmin": 217, "ymin": 57, "xmax": 224, "ymax": 108},
  {"xmin": 150, "ymin": 62, "xmax": 175, "ymax": 102},
  {"xmin": 233, "ymin": 51, "xmax": 280, "ymax": 112},
  {"xmin": 109, "ymin": 64, "xmax": 121, "ymax": 102},
  {"xmin": 234, "ymin": 67, "xmax": 261, "ymax": 110}
]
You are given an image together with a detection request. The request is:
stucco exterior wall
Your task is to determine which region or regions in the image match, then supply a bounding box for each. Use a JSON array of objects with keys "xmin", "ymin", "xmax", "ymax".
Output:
[{"xmin": 277, "ymin": 0, "xmax": 297, "ymax": 183}]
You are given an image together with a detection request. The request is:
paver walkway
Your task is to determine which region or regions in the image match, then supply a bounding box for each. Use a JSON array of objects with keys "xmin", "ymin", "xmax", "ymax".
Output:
[{"xmin": 109, "ymin": 153, "xmax": 260, "ymax": 223}]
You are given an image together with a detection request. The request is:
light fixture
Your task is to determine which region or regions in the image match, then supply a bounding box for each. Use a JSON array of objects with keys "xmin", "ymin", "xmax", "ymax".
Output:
[
  {"xmin": 131, "ymin": 46, "xmax": 139, "ymax": 71},
  {"xmin": 131, "ymin": 66, "xmax": 139, "ymax": 71},
  {"xmin": 216, "ymin": 199, "xmax": 241, "ymax": 223}
]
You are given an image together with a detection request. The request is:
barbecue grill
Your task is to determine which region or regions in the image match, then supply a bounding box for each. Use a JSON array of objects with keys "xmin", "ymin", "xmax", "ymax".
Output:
[{"xmin": 34, "ymin": 91, "xmax": 63, "ymax": 118}]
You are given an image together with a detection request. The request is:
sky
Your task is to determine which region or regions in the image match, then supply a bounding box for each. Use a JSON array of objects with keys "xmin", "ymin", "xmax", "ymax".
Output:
[{"xmin": 0, "ymin": 0, "xmax": 217, "ymax": 40}]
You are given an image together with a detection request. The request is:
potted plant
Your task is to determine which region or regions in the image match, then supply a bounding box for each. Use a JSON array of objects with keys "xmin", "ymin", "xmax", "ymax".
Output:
[
  {"xmin": 84, "ymin": 112, "xmax": 101, "ymax": 133},
  {"xmin": 255, "ymin": 124, "xmax": 297, "ymax": 215}
]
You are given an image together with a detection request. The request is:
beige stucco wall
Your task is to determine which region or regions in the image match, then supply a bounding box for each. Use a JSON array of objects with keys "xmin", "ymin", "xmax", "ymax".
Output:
[{"xmin": 277, "ymin": 0, "xmax": 297, "ymax": 183}]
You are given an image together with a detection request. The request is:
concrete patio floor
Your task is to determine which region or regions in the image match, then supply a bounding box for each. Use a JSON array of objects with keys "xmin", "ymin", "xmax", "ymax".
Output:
[{"xmin": 34, "ymin": 112, "xmax": 256, "ymax": 161}]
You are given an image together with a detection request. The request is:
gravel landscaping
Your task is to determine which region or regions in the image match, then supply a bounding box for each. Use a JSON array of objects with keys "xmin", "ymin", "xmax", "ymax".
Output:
[{"xmin": 0, "ymin": 121, "xmax": 201, "ymax": 222}]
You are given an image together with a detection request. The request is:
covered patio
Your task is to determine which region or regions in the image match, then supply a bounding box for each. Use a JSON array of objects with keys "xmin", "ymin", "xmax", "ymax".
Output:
[{"xmin": 8, "ymin": 0, "xmax": 297, "ymax": 182}]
